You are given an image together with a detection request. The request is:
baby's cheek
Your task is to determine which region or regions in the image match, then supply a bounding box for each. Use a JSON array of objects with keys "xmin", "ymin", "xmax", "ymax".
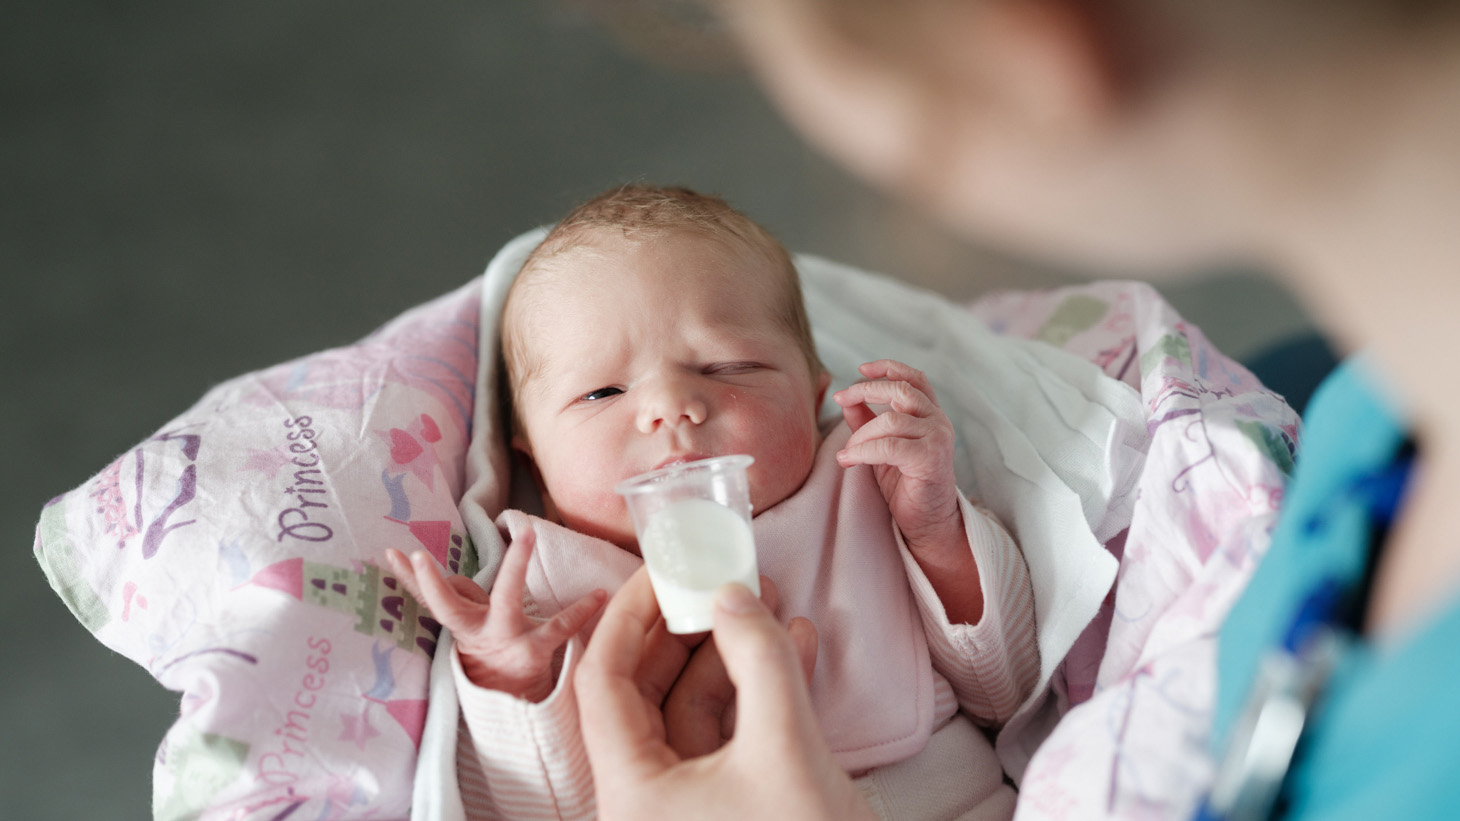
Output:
[
  {"xmin": 550, "ymin": 478, "xmax": 635, "ymax": 544},
  {"xmin": 542, "ymin": 459, "xmax": 630, "ymax": 536},
  {"xmin": 744, "ymin": 412, "xmax": 821, "ymax": 510}
]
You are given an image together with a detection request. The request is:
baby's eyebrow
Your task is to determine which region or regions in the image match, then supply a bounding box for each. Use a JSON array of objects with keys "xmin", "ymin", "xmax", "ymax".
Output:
[
  {"xmin": 508, "ymin": 352, "xmax": 553, "ymax": 402},
  {"xmin": 523, "ymin": 355, "xmax": 611, "ymax": 400}
]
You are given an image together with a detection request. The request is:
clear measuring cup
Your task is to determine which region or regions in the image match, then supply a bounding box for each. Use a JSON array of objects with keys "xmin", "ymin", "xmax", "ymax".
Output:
[{"xmin": 614, "ymin": 455, "xmax": 760, "ymax": 634}]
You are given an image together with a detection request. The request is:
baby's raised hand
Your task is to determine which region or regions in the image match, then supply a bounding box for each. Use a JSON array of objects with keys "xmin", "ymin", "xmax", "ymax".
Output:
[
  {"xmin": 833, "ymin": 360, "xmax": 963, "ymax": 551},
  {"xmin": 385, "ymin": 532, "xmax": 606, "ymax": 703}
]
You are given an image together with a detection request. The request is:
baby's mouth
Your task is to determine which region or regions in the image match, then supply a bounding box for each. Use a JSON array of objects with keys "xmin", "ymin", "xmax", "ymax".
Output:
[{"xmin": 653, "ymin": 453, "xmax": 709, "ymax": 472}]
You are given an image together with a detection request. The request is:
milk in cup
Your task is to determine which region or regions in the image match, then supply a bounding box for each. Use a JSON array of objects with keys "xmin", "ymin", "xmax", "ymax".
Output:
[{"xmin": 615, "ymin": 455, "xmax": 759, "ymax": 633}]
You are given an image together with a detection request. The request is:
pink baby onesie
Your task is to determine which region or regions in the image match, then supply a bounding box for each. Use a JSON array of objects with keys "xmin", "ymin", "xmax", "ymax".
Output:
[{"xmin": 453, "ymin": 423, "xmax": 1038, "ymax": 820}]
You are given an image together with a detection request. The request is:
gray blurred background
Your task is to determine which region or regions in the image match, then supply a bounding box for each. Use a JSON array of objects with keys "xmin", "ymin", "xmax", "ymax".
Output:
[{"xmin": 2, "ymin": 4, "xmax": 1320, "ymax": 818}]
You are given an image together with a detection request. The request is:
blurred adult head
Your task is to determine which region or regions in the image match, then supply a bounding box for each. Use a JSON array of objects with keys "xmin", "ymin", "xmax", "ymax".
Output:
[
  {"xmin": 721, "ymin": 5, "xmax": 1454, "ymax": 262},
  {"xmin": 720, "ymin": 0, "xmax": 1460, "ymax": 403}
]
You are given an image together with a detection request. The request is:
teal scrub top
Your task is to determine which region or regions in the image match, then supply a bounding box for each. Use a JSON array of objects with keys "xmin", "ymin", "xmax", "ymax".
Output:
[{"xmin": 1212, "ymin": 360, "xmax": 1460, "ymax": 818}]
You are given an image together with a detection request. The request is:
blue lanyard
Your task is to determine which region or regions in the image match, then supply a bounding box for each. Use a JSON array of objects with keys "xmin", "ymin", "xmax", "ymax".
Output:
[{"xmin": 1195, "ymin": 446, "xmax": 1414, "ymax": 821}]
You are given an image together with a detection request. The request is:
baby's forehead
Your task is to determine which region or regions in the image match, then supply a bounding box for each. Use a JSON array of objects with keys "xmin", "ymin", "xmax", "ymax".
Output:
[{"xmin": 520, "ymin": 229, "xmax": 784, "ymax": 299}]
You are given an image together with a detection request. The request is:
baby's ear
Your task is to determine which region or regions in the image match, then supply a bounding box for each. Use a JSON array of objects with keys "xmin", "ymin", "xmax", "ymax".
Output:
[
  {"xmin": 510, "ymin": 435, "xmax": 560, "ymax": 523},
  {"xmin": 815, "ymin": 370, "xmax": 833, "ymax": 408},
  {"xmin": 509, "ymin": 429, "xmax": 534, "ymax": 460},
  {"xmin": 510, "ymin": 433, "xmax": 544, "ymax": 494}
]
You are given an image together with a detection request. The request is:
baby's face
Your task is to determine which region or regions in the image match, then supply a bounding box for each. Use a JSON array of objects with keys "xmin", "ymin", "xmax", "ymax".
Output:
[{"xmin": 510, "ymin": 230, "xmax": 828, "ymax": 551}]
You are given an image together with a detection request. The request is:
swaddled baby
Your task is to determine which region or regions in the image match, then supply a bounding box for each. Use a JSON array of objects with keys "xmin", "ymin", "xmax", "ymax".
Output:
[{"xmin": 389, "ymin": 184, "xmax": 1038, "ymax": 820}]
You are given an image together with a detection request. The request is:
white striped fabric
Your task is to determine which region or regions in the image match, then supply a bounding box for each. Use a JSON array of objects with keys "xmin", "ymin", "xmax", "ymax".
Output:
[
  {"xmin": 899, "ymin": 497, "xmax": 1040, "ymax": 725},
  {"xmin": 454, "ymin": 640, "xmax": 597, "ymax": 820}
]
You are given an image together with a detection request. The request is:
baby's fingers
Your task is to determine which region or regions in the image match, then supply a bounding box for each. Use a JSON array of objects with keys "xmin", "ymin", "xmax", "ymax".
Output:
[
  {"xmin": 385, "ymin": 548, "xmax": 431, "ymax": 607},
  {"xmin": 835, "ymin": 378, "xmax": 938, "ymax": 420},
  {"xmin": 408, "ymin": 550, "xmax": 489, "ymax": 634},
  {"xmin": 537, "ymin": 589, "xmax": 609, "ymax": 650},
  {"xmin": 840, "ymin": 409, "xmax": 939, "ymax": 452},
  {"xmin": 490, "ymin": 528, "xmax": 538, "ymax": 613},
  {"xmin": 387, "ymin": 548, "xmax": 488, "ymax": 610},
  {"xmin": 444, "ymin": 574, "xmax": 491, "ymax": 605},
  {"xmin": 838, "ymin": 396, "xmax": 878, "ymax": 434},
  {"xmin": 837, "ymin": 414, "xmax": 949, "ymax": 474},
  {"xmin": 838, "ymin": 432, "xmax": 920, "ymax": 470},
  {"xmin": 857, "ymin": 360, "xmax": 939, "ymax": 405}
]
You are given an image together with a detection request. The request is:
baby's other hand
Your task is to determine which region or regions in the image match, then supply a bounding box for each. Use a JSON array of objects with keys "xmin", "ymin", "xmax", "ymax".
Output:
[
  {"xmin": 833, "ymin": 359, "xmax": 963, "ymax": 550},
  {"xmin": 385, "ymin": 531, "xmax": 606, "ymax": 702}
]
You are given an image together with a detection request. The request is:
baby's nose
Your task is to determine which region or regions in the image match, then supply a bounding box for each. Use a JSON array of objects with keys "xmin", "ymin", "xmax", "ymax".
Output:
[{"xmin": 636, "ymin": 378, "xmax": 708, "ymax": 433}]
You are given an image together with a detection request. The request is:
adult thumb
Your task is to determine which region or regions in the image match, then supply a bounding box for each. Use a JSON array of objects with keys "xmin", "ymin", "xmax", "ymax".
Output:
[{"xmin": 711, "ymin": 583, "xmax": 823, "ymax": 751}]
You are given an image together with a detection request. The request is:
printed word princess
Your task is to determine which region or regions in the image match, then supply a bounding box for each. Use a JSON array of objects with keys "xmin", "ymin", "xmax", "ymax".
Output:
[{"xmin": 275, "ymin": 415, "xmax": 336, "ymax": 543}]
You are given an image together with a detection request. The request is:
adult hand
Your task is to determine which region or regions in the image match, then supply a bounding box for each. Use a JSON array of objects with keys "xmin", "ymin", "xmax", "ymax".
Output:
[{"xmin": 576, "ymin": 568, "xmax": 876, "ymax": 821}]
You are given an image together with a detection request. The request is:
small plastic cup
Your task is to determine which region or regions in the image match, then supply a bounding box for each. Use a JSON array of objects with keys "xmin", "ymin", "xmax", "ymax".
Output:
[{"xmin": 614, "ymin": 455, "xmax": 760, "ymax": 633}]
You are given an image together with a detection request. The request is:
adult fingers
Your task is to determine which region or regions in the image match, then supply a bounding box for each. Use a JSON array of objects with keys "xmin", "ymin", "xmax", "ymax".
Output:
[
  {"xmin": 577, "ymin": 569, "xmax": 681, "ymax": 785},
  {"xmin": 664, "ymin": 636, "xmax": 735, "ymax": 758},
  {"xmin": 635, "ymin": 617, "xmax": 697, "ymax": 710},
  {"xmin": 662, "ymin": 574, "xmax": 794, "ymax": 757},
  {"xmin": 629, "ymin": 572, "xmax": 783, "ymax": 709},
  {"xmin": 787, "ymin": 616, "xmax": 819, "ymax": 686},
  {"xmin": 708, "ymin": 588, "xmax": 871, "ymax": 820},
  {"xmin": 709, "ymin": 583, "xmax": 823, "ymax": 753},
  {"xmin": 758, "ymin": 574, "xmax": 780, "ymax": 614}
]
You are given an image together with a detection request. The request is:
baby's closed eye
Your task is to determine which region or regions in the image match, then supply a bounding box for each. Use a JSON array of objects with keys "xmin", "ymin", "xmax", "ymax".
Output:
[{"xmin": 705, "ymin": 362, "xmax": 765, "ymax": 376}]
